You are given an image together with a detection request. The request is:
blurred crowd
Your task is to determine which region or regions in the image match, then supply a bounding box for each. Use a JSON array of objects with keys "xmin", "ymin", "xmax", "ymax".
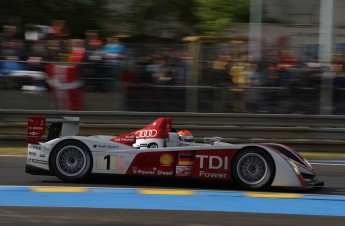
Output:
[{"xmin": 1, "ymin": 21, "xmax": 345, "ymax": 114}]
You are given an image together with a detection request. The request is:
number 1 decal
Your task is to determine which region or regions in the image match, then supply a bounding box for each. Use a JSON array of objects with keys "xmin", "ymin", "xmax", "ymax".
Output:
[
  {"xmin": 96, "ymin": 154, "xmax": 118, "ymax": 170},
  {"xmin": 104, "ymin": 155, "xmax": 110, "ymax": 170}
]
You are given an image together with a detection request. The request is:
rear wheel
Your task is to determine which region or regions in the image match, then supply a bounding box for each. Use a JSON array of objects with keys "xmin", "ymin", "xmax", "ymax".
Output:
[
  {"xmin": 50, "ymin": 140, "xmax": 92, "ymax": 182},
  {"xmin": 232, "ymin": 148, "xmax": 275, "ymax": 190}
]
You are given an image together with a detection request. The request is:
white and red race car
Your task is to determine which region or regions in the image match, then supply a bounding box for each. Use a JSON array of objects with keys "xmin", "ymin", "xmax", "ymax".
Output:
[{"xmin": 26, "ymin": 116, "xmax": 324, "ymax": 190}]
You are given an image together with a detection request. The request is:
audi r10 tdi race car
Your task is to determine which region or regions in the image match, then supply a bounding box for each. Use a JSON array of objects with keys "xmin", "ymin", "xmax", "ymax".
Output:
[{"xmin": 26, "ymin": 116, "xmax": 324, "ymax": 190}]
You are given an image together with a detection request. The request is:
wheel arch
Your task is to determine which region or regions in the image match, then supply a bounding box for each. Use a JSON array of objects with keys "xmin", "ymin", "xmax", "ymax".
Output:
[
  {"xmin": 147, "ymin": 142, "xmax": 159, "ymax": 148},
  {"xmin": 231, "ymin": 146, "xmax": 276, "ymax": 171},
  {"xmin": 231, "ymin": 145, "xmax": 276, "ymax": 189},
  {"xmin": 49, "ymin": 139, "xmax": 93, "ymax": 175}
]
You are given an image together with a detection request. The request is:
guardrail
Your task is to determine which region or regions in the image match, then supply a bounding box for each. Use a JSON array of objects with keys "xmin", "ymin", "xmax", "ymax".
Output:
[{"xmin": 1, "ymin": 110, "xmax": 345, "ymax": 152}]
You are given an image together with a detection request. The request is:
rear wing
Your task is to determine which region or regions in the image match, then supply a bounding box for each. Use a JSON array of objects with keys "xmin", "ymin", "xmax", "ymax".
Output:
[{"xmin": 27, "ymin": 116, "xmax": 80, "ymax": 144}]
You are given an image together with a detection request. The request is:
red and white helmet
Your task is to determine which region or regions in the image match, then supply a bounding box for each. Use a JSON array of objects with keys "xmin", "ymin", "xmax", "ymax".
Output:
[{"xmin": 178, "ymin": 130, "xmax": 194, "ymax": 142}]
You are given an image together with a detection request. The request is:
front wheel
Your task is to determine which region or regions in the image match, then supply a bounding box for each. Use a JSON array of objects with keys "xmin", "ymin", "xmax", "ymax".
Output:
[
  {"xmin": 232, "ymin": 148, "xmax": 275, "ymax": 190},
  {"xmin": 50, "ymin": 140, "xmax": 92, "ymax": 182},
  {"xmin": 147, "ymin": 142, "xmax": 158, "ymax": 148}
]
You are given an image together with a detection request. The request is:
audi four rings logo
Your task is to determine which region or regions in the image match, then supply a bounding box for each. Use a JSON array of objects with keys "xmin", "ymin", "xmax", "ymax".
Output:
[{"xmin": 135, "ymin": 129, "xmax": 158, "ymax": 138}]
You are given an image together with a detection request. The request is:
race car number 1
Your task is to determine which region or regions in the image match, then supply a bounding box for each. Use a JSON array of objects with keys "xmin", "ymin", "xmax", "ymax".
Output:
[{"xmin": 96, "ymin": 154, "xmax": 118, "ymax": 170}]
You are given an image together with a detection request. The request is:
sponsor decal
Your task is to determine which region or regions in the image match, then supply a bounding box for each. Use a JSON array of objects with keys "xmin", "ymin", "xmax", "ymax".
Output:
[
  {"xmin": 112, "ymin": 134, "xmax": 136, "ymax": 143},
  {"xmin": 132, "ymin": 167, "xmax": 156, "ymax": 175},
  {"xmin": 176, "ymin": 166, "xmax": 192, "ymax": 176},
  {"xmin": 178, "ymin": 154, "xmax": 194, "ymax": 166},
  {"xmin": 31, "ymin": 126, "xmax": 44, "ymax": 130},
  {"xmin": 29, "ymin": 131, "xmax": 39, "ymax": 136},
  {"xmin": 119, "ymin": 135, "xmax": 135, "ymax": 142},
  {"xmin": 28, "ymin": 159, "xmax": 48, "ymax": 165},
  {"xmin": 132, "ymin": 167, "xmax": 173, "ymax": 176},
  {"xmin": 157, "ymin": 170, "xmax": 173, "ymax": 176},
  {"xmin": 93, "ymin": 144, "xmax": 119, "ymax": 149},
  {"xmin": 197, "ymin": 155, "xmax": 229, "ymax": 170},
  {"xmin": 198, "ymin": 170, "xmax": 228, "ymax": 178},
  {"xmin": 39, "ymin": 154, "xmax": 46, "ymax": 158},
  {"xmin": 196, "ymin": 155, "xmax": 229, "ymax": 179},
  {"xmin": 29, "ymin": 144, "xmax": 50, "ymax": 154},
  {"xmin": 28, "ymin": 151, "xmax": 36, "ymax": 156},
  {"xmin": 30, "ymin": 145, "xmax": 41, "ymax": 151},
  {"xmin": 160, "ymin": 154, "xmax": 173, "ymax": 166},
  {"xmin": 110, "ymin": 134, "xmax": 136, "ymax": 145},
  {"xmin": 27, "ymin": 116, "xmax": 46, "ymax": 144},
  {"xmin": 135, "ymin": 129, "xmax": 158, "ymax": 138}
]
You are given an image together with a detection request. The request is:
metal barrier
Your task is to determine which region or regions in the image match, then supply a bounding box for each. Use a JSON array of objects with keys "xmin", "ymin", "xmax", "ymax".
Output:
[{"xmin": 1, "ymin": 110, "xmax": 345, "ymax": 152}]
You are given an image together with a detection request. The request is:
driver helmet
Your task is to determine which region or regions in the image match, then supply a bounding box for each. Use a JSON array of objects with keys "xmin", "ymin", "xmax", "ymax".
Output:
[{"xmin": 178, "ymin": 130, "xmax": 194, "ymax": 142}]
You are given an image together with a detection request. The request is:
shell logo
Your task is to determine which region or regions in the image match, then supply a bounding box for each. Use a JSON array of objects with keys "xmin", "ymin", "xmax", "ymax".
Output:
[{"xmin": 160, "ymin": 154, "xmax": 173, "ymax": 166}]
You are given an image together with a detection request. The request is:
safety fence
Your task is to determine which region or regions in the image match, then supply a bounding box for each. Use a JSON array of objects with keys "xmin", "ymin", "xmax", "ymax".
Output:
[
  {"xmin": 1, "ymin": 110, "xmax": 345, "ymax": 152},
  {"xmin": 0, "ymin": 84, "xmax": 326, "ymax": 114},
  {"xmin": 0, "ymin": 56, "xmax": 342, "ymax": 114}
]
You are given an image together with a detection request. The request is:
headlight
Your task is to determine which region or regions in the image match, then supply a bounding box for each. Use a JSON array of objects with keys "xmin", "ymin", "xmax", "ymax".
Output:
[
  {"xmin": 288, "ymin": 159, "xmax": 301, "ymax": 175},
  {"xmin": 303, "ymin": 158, "xmax": 313, "ymax": 169}
]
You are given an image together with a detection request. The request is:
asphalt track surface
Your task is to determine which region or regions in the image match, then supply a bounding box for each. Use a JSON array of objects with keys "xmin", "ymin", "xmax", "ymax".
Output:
[{"xmin": 1, "ymin": 156, "xmax": 345, "ymax": 225}]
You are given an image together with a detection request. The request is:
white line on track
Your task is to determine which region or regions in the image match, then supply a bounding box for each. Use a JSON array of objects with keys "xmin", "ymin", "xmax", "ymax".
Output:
[{"xmin": 310, "ymin": 162, "xmax": 345, "ymax": 166}]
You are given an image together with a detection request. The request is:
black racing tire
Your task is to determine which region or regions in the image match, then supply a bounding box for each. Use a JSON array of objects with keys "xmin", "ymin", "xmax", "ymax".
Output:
[
  {"xmin": 147, "ymin": 142, "xmax": 158, "ymax": 148},
  {"xmin": 50, "ymin": 140, "xmax": 92, "ymax": 182},
  {"xmin": 232, "ymin": 148, "xmax": 275, "ymax": 190}
]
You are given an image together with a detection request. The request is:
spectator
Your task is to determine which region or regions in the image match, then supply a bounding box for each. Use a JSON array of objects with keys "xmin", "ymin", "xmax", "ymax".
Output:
[
  {"xmin": 146, "ymin": 55, "xmax": 169, "ymax": 84},
  {"xmin": 85, "ymin": 30, "xmax": 101, "ymax": 47},
  {"xmin": 26, "ymin": 40, "xmax": 47, "ymax": 72},
  {"xmin": 0, "ymin": 24, "xmax": 22, "ymax": 59},
  {"xmin": 48, "ymin": 20, "xmax": 69, "ymax": 40},
  {"xmin": 68, "ymin": 39, "xmax": 85, "ymax": 63},
  {"xmin": 229, "ymin": 53, "xmax": 249, "ymax": 112},
  {"xmin": 333, "ymin": 63, "xmax": 345, "ymax": 114},
  {"xmin": 0, "ymin": 24, "xmax": 20, "ymax": 42},
  {"xmin": 103, "ymin": 36, "xmax": 125, "ymax": 61},
  {"xmin": 212, "ymin": 55, "xmax": 233, "ymax": 87},
  {"xmin": 100, "ymin": 36, "xmax": 126, "ymax": 92},
  {"xmin": 244, "ymin": 61, "xmax": 265, "ymax": 113},
  {"xmin": 83, "ymin": 30, "xmax": 103, "ymax": 91},
  {"xmin": 0, "ymin": 24, "xmax": 27, "ymax": 74},
  {"xmin": 171, "ymin": 55, "xmax": 190, "ymax": 86},
  {"xmin": 45, "ymin": 39, "xmax": 62, "ymax": 62}
]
